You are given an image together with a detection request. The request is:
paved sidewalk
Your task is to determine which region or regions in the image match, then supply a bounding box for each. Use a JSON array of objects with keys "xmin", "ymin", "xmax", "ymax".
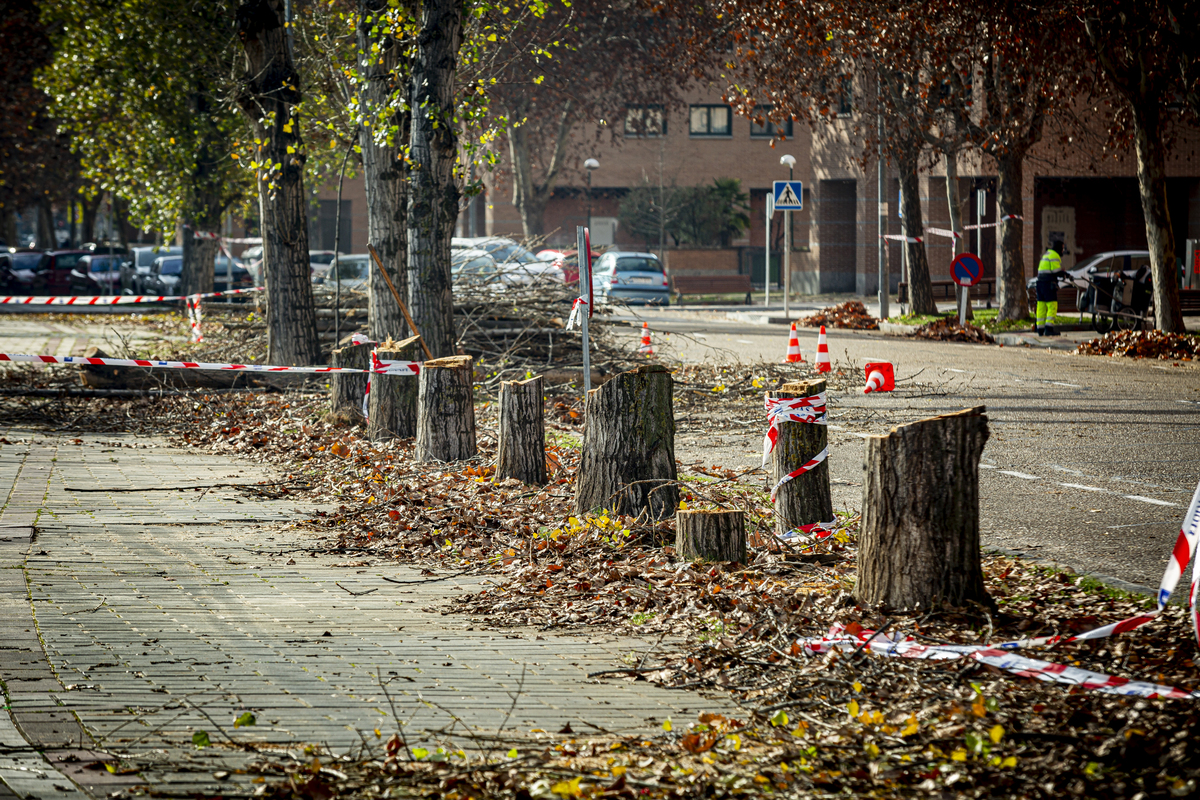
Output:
[{"xmin": 0, "ymin": 433, "xmax": 725, "ymax": 797}]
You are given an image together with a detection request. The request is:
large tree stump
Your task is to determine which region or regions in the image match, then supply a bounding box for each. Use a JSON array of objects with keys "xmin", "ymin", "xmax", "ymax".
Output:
[
  {"xmin": 416, "ymin": 355, "xmax": 477, "ymax": 462},
  {"xmin": 497, "ymin": 376, "xmax": 546, "ymax": 485},
  {"xmin": 575, "ymin": 364, "xmax": 677, "ymax": 519},
  {"xmin": 368, "ymin": 336, "xmax": 422, "ymax": 442},
  {"xmin": 770, "ymin": 379, "xmax": 833, "ymax": 537},
  {"xmin": 676, "ymin": 510, "xmax": 746, "ymax": 564},
  {"xmin": 856, "ymin": 406, "xmax": 991, "ymax": 610},
  {"xmin": 329, "ymin": 339, "xmax": 371, "ymax": 423}
]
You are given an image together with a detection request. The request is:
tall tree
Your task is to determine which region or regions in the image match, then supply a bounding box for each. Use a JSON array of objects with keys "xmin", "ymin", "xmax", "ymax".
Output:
[
  {"xmin": 42, "ymin": 0, "xmax": 249, "ymax": 296},
  {"xmin": 235, "ymin": 0, "xmax": 322, "ymax": 365},
  {"xmin": 406, "ymin": 0, "xmax": 465, "ymax": 358},
  {"xmin": 1082, "ymin": 0, "xmax": 1187, "ymax": 332}
]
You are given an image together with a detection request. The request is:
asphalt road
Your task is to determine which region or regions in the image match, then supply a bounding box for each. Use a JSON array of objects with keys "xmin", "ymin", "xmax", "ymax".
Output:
[{"xmin": 614, "ymin": 307, "xmax": 1200, "ymax": 594}]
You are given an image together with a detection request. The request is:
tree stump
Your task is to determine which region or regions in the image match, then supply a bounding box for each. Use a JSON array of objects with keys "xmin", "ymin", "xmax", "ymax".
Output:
[
  {"xmin": 497, "ymin": 375, "xmax": 546, "ymax": 485},
  {"xmin": 367, "ymin": 335, "xmax": 421, "ymax": 442},
  {"xmin": 416, "ymin": 355, "xmax": 477, "ymax": 462},
  {"xmin": 856, "ymin": 406, "xmax": 992, "ymax": 610},
  {"xmin": 575, "ymin": 364, "xmax": 677, "ymax": 520},
  {"xmin": 676, "ymin": 510, "xmax": 746, "ymax": 564},
  {"xmin": 770, "ymin": 379, "xmax": 833, "ymax": 537},
  {"xmin": 329, "ymin": 339, "xmax": 371, "ymax": 423}
]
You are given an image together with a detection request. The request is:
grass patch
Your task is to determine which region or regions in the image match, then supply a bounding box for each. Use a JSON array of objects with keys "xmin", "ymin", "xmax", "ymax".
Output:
[
  {"xmin": 884, "ymin": 312, "xmax": 948, "ymax": 326},
  {"xmin": 971, "ymin": 308, "xmax": 1081, "ymax": 333}
]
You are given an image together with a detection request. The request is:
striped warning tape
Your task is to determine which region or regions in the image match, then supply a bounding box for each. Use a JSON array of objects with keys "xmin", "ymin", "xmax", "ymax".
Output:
[
  {"xmin": 964, "ymin": 214, "xmax": 1023, "ymax": 230},
  {"xmin": 0, "ymin": 352, "xmax": 420, "ymax": 376},
  {"xmin": 770, "ymin": 446, "xmax": 829, "ymax": 501},
  {"xmin": 762, "ymin": 393, "xmax": 827, "ymax": 467},
  {"xmin": 0, "ymin": 286, "xmax": 263, "ymax": 306},
  {"xmin": 796, "ymin": 477, "xmax": 1200, "ymax": 699}
]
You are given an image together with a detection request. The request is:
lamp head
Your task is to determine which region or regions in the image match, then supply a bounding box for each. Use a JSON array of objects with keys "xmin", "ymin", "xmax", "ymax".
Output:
[
  {"xmin": 779, "ymin": 154, "xmax": 796, "ymax": 168},
  {"xmin": 584, "ymin": 158, "xmax": 600, "ymax": 170}
]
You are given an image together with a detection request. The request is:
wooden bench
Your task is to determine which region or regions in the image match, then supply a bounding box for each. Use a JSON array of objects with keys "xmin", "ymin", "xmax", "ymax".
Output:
[
  {"xmin": 898, "ymin": 279, "xmax": 995, "ymax": 304},
  {"xmin": 671, "ymin": 274, "xmax": 753, "ymax": 305}
]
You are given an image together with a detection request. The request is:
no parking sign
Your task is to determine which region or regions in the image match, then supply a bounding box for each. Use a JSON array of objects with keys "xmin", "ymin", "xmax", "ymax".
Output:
[{"xmin": 951, "ymin": 252, "xmax": 983, "ymax": 287}]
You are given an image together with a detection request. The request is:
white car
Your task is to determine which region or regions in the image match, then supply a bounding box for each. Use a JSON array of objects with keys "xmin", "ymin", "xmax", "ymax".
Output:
[{"xmin": 452, "ymin": 236, "xmax": 565, "ymax": 285}]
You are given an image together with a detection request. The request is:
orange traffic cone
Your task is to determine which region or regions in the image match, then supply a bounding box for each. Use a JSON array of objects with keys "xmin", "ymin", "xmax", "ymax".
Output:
[
  {"xmin": 863, "ymin": 362, "xmax": 895, "ymax": 394},
  {"xmin": 638, "ymin": 322, "xmax": 654, "ymax": 355},
  {"xmin": 815, "ymin": 326, "xmax": 831, "ymax": 373},
  {"xmin": 784, "ymin": 323, "xmax": 804, "ymax": 363}
]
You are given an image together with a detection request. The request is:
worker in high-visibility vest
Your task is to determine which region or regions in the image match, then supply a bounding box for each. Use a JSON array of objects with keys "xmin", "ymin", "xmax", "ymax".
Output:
[{"xmin": 1036, "ymin": 238, "xmax": 1065, "ymax": 336}]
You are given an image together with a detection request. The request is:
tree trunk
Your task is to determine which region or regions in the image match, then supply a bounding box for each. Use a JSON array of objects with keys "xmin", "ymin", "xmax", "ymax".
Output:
[
  {"xmin": 899, "ymin": 155, "xmax": 936, "ymax": 315},
  {"xmin": 1132, "ymin": 107, "xmax": 1185, "ymax": 332},
  {"xmin": 36, "ymin": 198, "xmax": 55, "ymax": 249},
  {"xmin": 235, "ymin": 0, "xmax": 321, "ymax": 367},
  {"xmin": 329, "ymin": 339, "xmax": 372, "ymax": 424},
  {"xmin": 506, "ymin": 100, "xmax": 574, "ymax": 240},
  {"xmin": 676, "ymin": 510, "xmax": 746, "ymax": 564},
  {"xmin": 80, "ymin": 192, "xmax": 101, "ymax": 244},
  {"xmin": 994, "ymin": 149, "xmax": 1029, "ymax": 321},
  {"xmin": 407, "ymin": 0, "xmax": 464, "ymax": 358},
  {"xmin": 770, "ymin": 379, "xmax": 833, "ymax": 537},
  {"xmin": 856, "ymin": 406, "xmax": 991, "ymax": 610},
  {"xmin": 358, "ymin": 0, "xmax": 410, "ymax": 343},
  {"xmin": 945, "ymin": 153, "xmax": 972, "ymax": 320},
  {"xmin": 2, "ymin": 207, "xmax": 17, "ymax": 247},
  {"xmin": 368, "ymin": 336, "xmax": 422, "ymax": 441},
  {"xmin": 181, "ymin": 226, "xmax": 219, "ymax": 297},
  {"xmin": 497, "ymin": 375, "xmax": 546, "ymax": 485},
  {"xmin": 575, "ymin": 365, "xmax": 677, "ymax": 520},
  {"xmin": 416, "ymin": 354, "xmax": 476, "ymax": 462}
]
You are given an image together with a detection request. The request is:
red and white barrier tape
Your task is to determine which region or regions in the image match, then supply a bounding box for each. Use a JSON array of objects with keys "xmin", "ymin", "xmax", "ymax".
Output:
[
  {"xmin": 796, "ymin": 478, "xmax": 1200, "ymax": 699},
  {"xmin": 565, "ymin": 297, "xmax": 588, "ymax": 330},
  {"xmin": 0, "ymin": 352, "xmax": 420, "ymax": 376},
  {"xmin": 963, "ymin": 214, "xmax": 1024, "ymax": 231},
  {"xmin": 881, "ymin": 235, "xmax": 922, "ymax": 244},
  {"xmin": 778, "ymin": 519, "xmax": 839, "ymax": 547},
  {"xmin": 770, "ymin": 446, "xmax": 829, "ymax": 501},
  {"xmin": 762, "ymin": 393, "xmax": 827, "ymax": 467},
  {"xmin": 0, "ymin": 286, "xmax": 263, "ymax": 306},
  {"xmin": 186, "ymin": 295, "xmax": 204, "ymax": 342},
  {"xmin": 925, "ymin": 227, "xmax": 962, "ymax": 240}
]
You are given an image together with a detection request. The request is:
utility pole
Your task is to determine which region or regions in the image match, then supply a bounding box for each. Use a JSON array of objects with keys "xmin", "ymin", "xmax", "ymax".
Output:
[
  {"xmin": 780, "ymin": 154, "xmax": 796, "ymax": 318},
  {"xmin": 877, "ymin": 88, "xmax": 888, "ymax": 320}
]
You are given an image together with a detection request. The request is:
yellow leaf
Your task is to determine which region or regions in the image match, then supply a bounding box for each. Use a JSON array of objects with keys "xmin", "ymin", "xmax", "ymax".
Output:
[
  {"xmin": 286, "ymin": 145, "xmax": 296, "ymax": 154},
  {"xmin": 725, "ymin": 733, "xmax": 741, "ymax": 750},
  {"xmin": 871, "ymin": 711, "xmax": 885, "ymax": 725},
  {"xmin": 611, "ymin": 765, "xmax": 626, "ymax": 776},
  {"xmin": 551, "ymin": 776, "xmax": 582, "ymax": 797},
  {"xmin": 989, "ymin": 724, "xmax": 1004, "ymax": 744},
  {"xmin": 951, "ymin": 749, "xmax": 968, "ymax": 762},
  {"xmin": 662, "ymin": 718, "xmax": 673, "ymax": 732},
  {"xmin": 865, "ymin": 742, "xmax": 880, "ymax": 757},
  {"xmin": 678, "ymin": 500, "xmax": 689, "ymax": 510},
  {"xmin": 1001, "ymin": 756, "xmax": 1017, "ymax": 768},
  {"xmin": 971, "ymin": 696, "xmax": 987, "ymax": 717},
  {"xmin": 847, "ymin": 700, "xmax": 859, "ymax": 717},
  {"xmin": 852, "ymin": 681, "xmax": 862, "ymax": 693},
  {"xmin": 283, "ymin": 121, "xmax": 293, "ymax": 133}
]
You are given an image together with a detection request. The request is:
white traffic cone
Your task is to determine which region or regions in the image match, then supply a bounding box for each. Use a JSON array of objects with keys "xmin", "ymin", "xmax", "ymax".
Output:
[
  {"xmin": 638, "ymin": 322, "xmax": 654, "ymax": 355},
  {"xmin": 784, "ymin": 323, "xmax": 803, "ymax": 363},
  {"xmin": 815, "ymin": 325, "xmax": 831, "ymax": 373}
]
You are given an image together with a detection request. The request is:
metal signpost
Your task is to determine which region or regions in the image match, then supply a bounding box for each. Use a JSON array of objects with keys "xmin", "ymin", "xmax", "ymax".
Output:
[
  {"xmin": 773, "ymin": 176, "xmax": 802, "ymax": 317},
  {"xmin": 764, "ymin": 193, "xmax": 774, "ymax": 307},
  {"xmin": 576, "ymin": 225, "xmax": 593, "ymax": 394},
  {"xmin": 951, "ymin": 252, "xmax": 984, "ymax": 326}
]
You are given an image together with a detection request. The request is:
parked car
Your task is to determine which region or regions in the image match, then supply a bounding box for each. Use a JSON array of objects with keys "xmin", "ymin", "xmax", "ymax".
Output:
[
  {"xmin": 143, "ymin": 256, "xmax": 183, "ymax": 295},
  {"xmin": 124, "ymin": 245, "xmax": 182, "ymax": 294},
  {"xmin": 313, "ymin": 254, "xmax": 371, "ymax": 291},
  {"xmin": 309, "ymin": 250, "xmax": 339, "ymax": 280},
  {"xmin": 536, "ymin": 248, "xmax": 599, "ymax": 284},
  {"xmin": 451, "ymin": 249, "xmax": 500, "ymax": 287},
  {"xmin": 0, "ymin": 251, "xmax": 50, "ymax": 294},
  {"xmin": 452, "ymin": 237, "xmax": 566, "ymax": 284},
  {"xmin": 39, "ymin": 250, "xmax": 91, "ymax": 294},
  {"xmin": 213, "ymin": 255, "xmax": 254, "ymax": 294},
  {"xmin": 590, "ymin": 251, "xmax": 671, "ymax": 306},
  {"xmin": 69, "ymin": 254, "xmax": 124, "ymax": 295},
  {"xmin": 1025, "ymin": 249, "xmax": 1152, "ymax": 295}
]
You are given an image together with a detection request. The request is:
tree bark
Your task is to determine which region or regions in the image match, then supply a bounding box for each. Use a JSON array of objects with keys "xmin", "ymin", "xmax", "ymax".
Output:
[
  {"xmin": 181, "ymin": 229, "xmax": 219, "ymax": 297},
  {"xmin": 416, "ymin": 354, "xmax": 476, "ymax": 462},
  {"xmin": 899, "ymin": 155, "xmax": 936, "ymax": 315},
  {"xmin": 856, "ymin": 406, "xmax": 991, "ymax": 610},
  {"xmin": 994, "ymin": 150, "xmax": 1030, "ymax": 321},
  {"xmin": 368, "ymin": 336, "xmax": 422, "ymax": 441},
  {"xmin": 358, "ymin": 0, "xmax": 409, "ymax": 343},
  {"xmin": 1132, "ymin": 107, "xmax": 1185, "ymax": 332},
  {"xmin": 497, "ymin": 375, "xmax": 546, "ymax": 485},
  {"xmin": 770, "ymin": 379, "xmax": 833, "ymax": 537},
  {"xmin": 676, "ymin": 510, "xmax": 746, "ymax": 564},
  {"xmin": 80, "ymin": 192, "xmax": 100, "ymax": 244},
  {"xmin": 235, "ymin": 0, "xmax": 321, "ymax": 366},
  {"xmin": 506, "ymin": 100, "xmax": 575, "ymax": 239},
  {"xmin": 329, "ymin": 339, "xmax": 372, "ymax": 424},
  {"xmin": 36, "ymin": 198, "xmax": 55, "ymax": 249},
  {"xmin": 575, "ymin": 365, "xmax": 677, "ymax": 520},
  {"xmin": 407, "ymin": 0, "xmax": 464, "ymax": 358}
]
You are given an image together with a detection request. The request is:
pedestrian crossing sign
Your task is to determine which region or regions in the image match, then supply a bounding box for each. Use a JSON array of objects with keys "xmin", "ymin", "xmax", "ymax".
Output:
[{"xmin": 773, "ymin": 180, "xmax": 803, "ymax": 210}]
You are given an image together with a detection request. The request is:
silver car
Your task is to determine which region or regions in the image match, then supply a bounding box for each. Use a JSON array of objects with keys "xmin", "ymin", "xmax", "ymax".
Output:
[{"xmin": 590, "ymin": 251, "xmax": 671, "ymax": 306}]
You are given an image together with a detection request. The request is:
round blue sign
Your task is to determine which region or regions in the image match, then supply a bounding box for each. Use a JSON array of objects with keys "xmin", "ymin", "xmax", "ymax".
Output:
[{"xmin": 951, "ymin": 252, "xmax": 983, "ymax": 287}]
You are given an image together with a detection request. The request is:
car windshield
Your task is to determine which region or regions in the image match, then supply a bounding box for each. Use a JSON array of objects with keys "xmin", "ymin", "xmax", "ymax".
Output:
[
  {"xmin": 12, "ymin": 253, "xmax": 45, "ymax": 270},
  {"xmin": 329, "ymin": 258, "xmax": 367, "ymax": 280},
  {"xmin": 453, "ymin": 256, "xmax": 495, "ymax": 275},
  {"xmin": 481, "ymin": 242, "xmax": 536, "ymax": 264},
  {"xmin": 159, "ymin": 258, "xmax": 183, "ymax": 276},
  {"xmin": 615, "ymin": 257, "xmax": 663, "ymax": 274},
  {"xmin": 310, "ymin": 252, "xmax": 337, "ymax": 266},
  {"xmin": 54, "ymin": 254, "xmax": 84, "ymax": 270},
  {"xmin": 90, "ymin": 257, "xmax": 121, "ymax": 272},
  {"xmin": 138, "ymin": 248, "xmax": 180, "ymax": 267}
]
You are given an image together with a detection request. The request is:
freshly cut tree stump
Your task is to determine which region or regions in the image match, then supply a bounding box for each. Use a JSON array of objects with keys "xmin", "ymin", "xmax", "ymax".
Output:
[
  {"xmin": 575, "ymin": 364, "xmax": 677, "ymax": 519},
  {"xmin": 329, "ymin": 339, "xmax": 371, "ymax": 423},
  {"xmin": 856, "ymin": 406, "xmax": 991, "ymax": 610},
  {"xmin": 770, "ymin": 379, "xmax": 833, "ymax": 537},
  {"xmin": 676, "ymin": 510, "xmax": 746, "ymax": 564},
  {"xmin": 497, "ymin": 376, "xmax": 546, "ymax": 485},
  {"xmin": 416, "ymin": 355, "xmax": 477, "ymax": 462},
  {"xmin": 367, "ymin": 335, "xmax": 421, "ymax": 442}
]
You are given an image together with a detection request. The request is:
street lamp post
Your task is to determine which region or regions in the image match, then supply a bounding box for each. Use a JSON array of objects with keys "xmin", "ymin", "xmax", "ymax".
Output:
[
  {"xmin": 780, "ymin": 154, "xmax": 796, "ymax": 318},
  {"xmin": 584, "ymin": 158, "xmax": 600, "ymax": 238}
]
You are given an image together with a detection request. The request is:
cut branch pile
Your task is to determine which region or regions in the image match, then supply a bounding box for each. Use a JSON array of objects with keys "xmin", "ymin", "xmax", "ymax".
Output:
[
  {"xmin": 1075, "ymin": 329, "xmax": 1200, "ymax": 360},
  {"xmin": 798, "ymin": 300, "xmax": 879, "ymax": 330},
  {"xmin": 910, "ymin": 317, "xmax": 996, "ymax": 343}
]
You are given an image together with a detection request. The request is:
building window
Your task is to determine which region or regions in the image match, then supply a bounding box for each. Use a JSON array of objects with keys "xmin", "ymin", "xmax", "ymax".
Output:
[
  {"xmin": 688, "ymin": 104, "xmax": 732, "ymax": 136},
  {"xmin": 624, "ymin": 105, "xmax": 666, "ymax": 137},
  {"xmin": 750, "ymin": 105, "xmax": 793, "ymax": 138},
  {"xmin": 837, "ymin": 78, "xmax": 853, "ymax": 116}
]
